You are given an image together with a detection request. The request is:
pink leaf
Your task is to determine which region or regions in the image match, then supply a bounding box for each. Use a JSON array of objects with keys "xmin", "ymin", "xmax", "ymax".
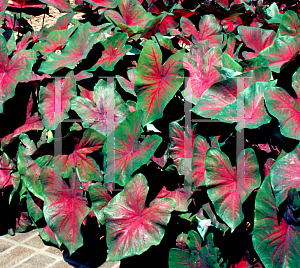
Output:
[
  {"xmin": 40, "ymin": 166, "xmax": 91, "ymax": 255},
  {"xmin": 238, "ymin": 26, "xmax": 276, "ymax": 59},
  {"xmin": 183, "ymin": 40, "xmax": 222, "ymax": 104},
  {"xmin": 103, "ymin": 173, "xmax": 176, "ymax": 261}
]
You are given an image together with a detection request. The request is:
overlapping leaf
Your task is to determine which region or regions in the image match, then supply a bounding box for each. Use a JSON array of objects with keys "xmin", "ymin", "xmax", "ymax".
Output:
[
  {"xmin": 269, "ymin": 143, "xmax": 300, "ymax": 209},
  {"xmin": 213, "ymin": 81, "xmax": 273, "ymax": 130},
  {"xmin": 237, "ymin": 26, "xmax": 276, "ymax": 59},
  {"xmin": 38, "ymin": 71, "xmax": 77, "ymax": 130},
  {"xmin": 134, "ymin": 40, "xmax": 184, "ymax": 125},
  {"xmin": 253, "ymin": 176, "xmax": 300, "ymax": 268},
  {"xmin": 205, "ymin": 148, "xmax": 261, "ymax": 231},
  {"xmin": 116, "ymin": 68, "xmax": 137, "ymax": 96},
  {"xmin": 0, "ymin": 34, "xmax": 37, "ymax": 113},
  {"xmin": 39, "ymin": 22, "xmax": 98, "ymax": 74},
  {"xmin": 183, "ymin": 40, "xmax": 222, "ymax": 104},
  {"xmin": 33, "ymin": 27, "xmax": 76, "ymax": 56},
  {"xmin": 155, "ymin": 185, "xmax": 191, "ymax": 212},
  {"xmin": 192, "ymin": 67, "xmax": 271, "ymax": 118},
  {"xmin": 40, "ymin": 166, "xmax": 90, "ymax": 255},
  {"xmin": 103, "ymin": 110, "xmax": 162, "ymax": 186},
  {"xmin": 181, "ymin": 15, "xmax": 223, "ymax": 47},
  {"xmin": 71, "ymin": 79, "xmax": 129, "ymax": 136},
  {"xmin": 17, "ymin": 133, "xmax": 51, "ymax": 200},
  {"xmin": 191, "ymin": 136, "xmax": 210, "ymax": 191},
  {"xmin": 103, "ymin": 173, "xmax": 176, "ymax": 261},
  {"xmin": 88, "ymin": 183, "xmax": 112, "ymax": 225},
  {"xmin": 264, "ymin": 67, "xmax": 300, "ymax": 140},
  {"xmin": 277, "ymin": 10, "xmax": 300, "ymax": 37},
  {"xmin": 45, "ymin": 128, "xmax": 106, "ymax": 182},
  {"xmin": 257, "ymin": 34, "xmax": 300, "ymax": 73},
  {"xmin": 105, "ymin": 0, "xmax": 154, "ymax": 34}
]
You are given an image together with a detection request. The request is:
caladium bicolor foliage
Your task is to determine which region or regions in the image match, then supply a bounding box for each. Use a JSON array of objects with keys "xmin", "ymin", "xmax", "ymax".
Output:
[
  {"xmin": 39, "ymin": 0, "xmax": 72, "ymax": 12},
  {"xmin": 88, "ymin": 183, "xmax": 112, "ymax": 225},
  {"xmin": 181, "ymin": 15, "xmax": 223, "ymax": 47},
  {"xmin": 264, "ymin": 67, "xmax": 300, "ymax": 140},
  {"xmin": 39, "ymin": 22, "xmax": 98, "ymax": 74},
  {"xmin": 33, "ymin": 27, "xmax": 76, "ymax": 56},
  {"xmin": 104, "ymin": 0, "xmax": 154, "ymax": 34},
  {"xmin": 40, "ymin": 166, "xmax": 90, "ymax": 255},
  {"xmin": 183, "ymin": 40, "xmax": 222, "ymax": 104},
  {"xmin": 253, "ymin": 176, "xmax": 300, "ymax": 268},
  {"xmin": 192, "ymin": 67, "xmax": 271, "ymax": 118},
  {"xmin": 1, "ymin": 93, "xmax": 44, "ymax": 149},
  {"xmin": 269, "ymin": 143, "xmax": 300, "ymax": 209},
  {"xmin": 17, "ymin": 133, "xmax": 50, "ymax": 201},
  {"xmin": 191, "ymin": 135, "xmax": 210, "ymax": 192},
  {"xmin": 134, "ymin": 40, "xmax": 184, "ymax": 126},
  {"xmin": 277, "ymin": 10, "xmax": 300, "ymax": 37},
  {"xmin": 116, "ymin": 68, "xmax": 137, "ymax": 96},
  {"xmin": 45, "ymin": 128, "xmax": 106, "ymax": 182},
  {"xmin": 38, "ymin": 71, "xmax": 77, "ymax": 130},
  {"xmin": 103, "ymin": 110, "xmax": 162, "ymax": 186},
  {"xmin": 169, "ymin": 121, "xmax": 196, "ymax": 168},
  {"xmin": 0, "ymin": 34, "xmax": 36, "ymax": 113},
  {"xmin": 155, "ymin": 185, "xmax": 191, "ymax": 212},
  {"xmin": 84, "ymin": 0, "xmax": 117, "ymax": 8},
  {"xmin": 71, "ymin": 79, "xmax": 129, "ymax": 136},
  {"xmin": 205, "ymin": 148, "xmax": 261, "ymax": 231},
  {"xmin": 103, "ymin": 173, "xmax": 176, "ymax": 261},
  {"xmin": 237, "ymin": 26, "xmax": 276, "ymax": 59},
  {"xmin": 257, "ymin": 34, "xmax": 300, "ymax": 73},
  {"xmin": 213, "ymin": 81, "xmax": 273, "ymax": 130},
  {"xmin": 88, "ymin": 33, "xmax": 132, "ymax": 72}
]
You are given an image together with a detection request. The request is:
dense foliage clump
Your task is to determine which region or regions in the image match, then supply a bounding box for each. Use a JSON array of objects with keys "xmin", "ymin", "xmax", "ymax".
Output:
[{"xmin": 1, "ymin": 0, "xmax": 300, "ymax": 267}]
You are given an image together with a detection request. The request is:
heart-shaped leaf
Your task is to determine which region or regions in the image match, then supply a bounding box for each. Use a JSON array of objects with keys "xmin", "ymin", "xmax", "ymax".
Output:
[
  {"xmin": 45, "ymin": 128, "xmax": 106, "ymax": 182},
  {"xmin": 213, "ymin": 81, "xmax": 273, "ymax": 130},
  {"xmin": 38, "ymin": 71, "xmax": 77, "ymax": 130},
  {"xmin": 278, "ymin": 10, "xmax": 300, "ymax": 37},
  {"xmin": 183, "ymin": 40, "xmax": 222, "ymax": 104},
  {"xmin": 257, "ymin": 35, "xmax": 300, "ymax": 73},
  {"xmin": 192, "ymin": 67, "xmax": 271, "ymax": 118},
  {"xmin": 264, "ymin": 67, "xmax": 300, "ymax": 140},
  {"xmin": 39, "ymin": 22, "xmax": 98, "ymax": 74},
  {"xmin": 237, "ymin": 26, "xmax": 276, "ymax": 59},
  {"xmin": 134, "ymin": 40, "xmax": 184, "ymax": 126},
  {"xmin": 103, "ymin": 173, "xmax": 176, "ymax": 261},
  {"xmin": 269, "ymin": 143, "xmax": 300, "ymax": 209},
  {"xmin": 0, "ymin": 34, "xmax": 37, "ymax": 113},
  {"xmin": 105, "ymin": 0, "xmax": 154, "ymax": 34},
  {"xmin": 33, "ymin": 27, "xmax": 76, "ymax": 56},
  {"xmin": 71, "ymin": 79, "xmax": 129, "ymax": 136},
  {"xmin": 205, "ymin": 148, "xmax": 261, "ymax": 231},
  {"xmin": 181, "ymin": 15, "xmax": 223, "ymax": 47},
  {"xmin": 40, "ymin": 166, "xmax": 90, "ymax": 255},
  {"xmin": 88, "ymin": 33, "xmax": 132, "ymax": 72},
  {"xmin": 103, "ymin": 110, "xmax": 162, "ymax": 186},
  {"xmin": 253, "ymin": 176, "xmax": 300, "ymax": 268}
]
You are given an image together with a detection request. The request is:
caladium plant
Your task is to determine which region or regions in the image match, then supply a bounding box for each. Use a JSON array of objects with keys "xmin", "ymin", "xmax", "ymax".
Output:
[{"xmin": 1, "ymin": 0, "xmax": 300, "ymax": 267}]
